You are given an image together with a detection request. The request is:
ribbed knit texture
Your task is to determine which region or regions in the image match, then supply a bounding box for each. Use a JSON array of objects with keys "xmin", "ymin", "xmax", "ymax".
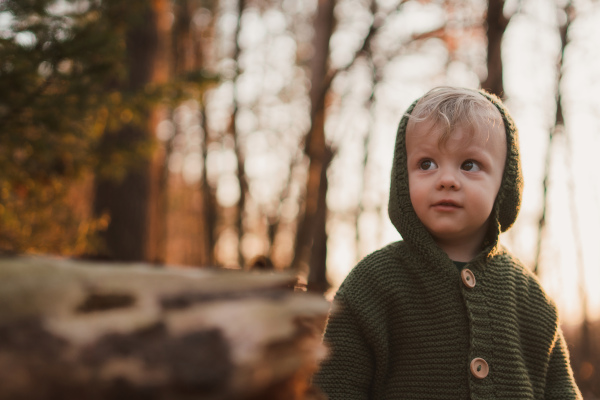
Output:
[{"xmin": 312, "ymin": 89, "xmax": 582, "ymax": 399}]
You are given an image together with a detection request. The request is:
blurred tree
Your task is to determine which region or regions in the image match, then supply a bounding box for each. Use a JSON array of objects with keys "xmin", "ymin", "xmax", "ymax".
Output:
[
  {"xmin": 0, "ymin": 0, "xmax": 145, "ymax": 254},
  {"xmin": 534, "ymin": 0, "xmax": 570, "ymax": 277},
  {"xmin": 92, "ymin": 0, "xmax": 170, "ymax": 262},
  {"xmin": 481, "ymin": 0, "xmax": 508, "ymax": 98},
  {"xmin": 553, "ymin": 1, "xmax": 593, "ymax": 390},
  {"xmin": 199, "ymin": 101, "xmax": 217, "ymax": 266},
  {"xmin": 355, "ymin": 46, "xmax": 380, "ymax": 263},
  {"xmin": 172, "ymin": 0, "xmax": 217, "ymax": 266},
  {"xmin": 291, "ymin": 0, "xmax": 336, "ymax": 293},
  {"xmin": 232, "ymin": 0, "xmax": 248, "ymax": 268},
  {"xmin": 0, "ymin": 0, "xmax": 214, "ymax": 259}
]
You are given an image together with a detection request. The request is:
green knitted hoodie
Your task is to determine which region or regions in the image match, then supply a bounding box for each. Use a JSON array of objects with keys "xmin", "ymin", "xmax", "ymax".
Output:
[{"xmin": 312, "ymin": 90, "xmax": 582, "ymax": 399}]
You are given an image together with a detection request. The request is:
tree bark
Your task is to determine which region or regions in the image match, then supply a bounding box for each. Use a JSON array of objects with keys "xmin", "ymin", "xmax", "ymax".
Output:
[
  {"xmin": 481, "ymin": 0, "xmax": 508, "ymax": 98},
  {"xmin": 93, "ymin": 0, "xmax": 170, "ymax": 263},
  {"xmin": 200, "ymin": 102, "xmax": 217, "ymax": 266},
  {"xmin": 291, "ymin": 0, "xmax": 336, "ymax": 294},
  {"xmin": 172, "ymin": 0, "xmax": 194, "ymax": 74},
  {"xmin": 306, "ymin": 146, "xmax": 334, "ymax": 293},
  {"xmin": 233, "ymin": 0, "xmax": 249, "ymax": 268},
  {"xmin": 171, "ymin": 0, "xmax": 217, "ymax": 267},
  {"xmin": 146, "ymin": 0, "xmax": 172, "ymax": 264}
]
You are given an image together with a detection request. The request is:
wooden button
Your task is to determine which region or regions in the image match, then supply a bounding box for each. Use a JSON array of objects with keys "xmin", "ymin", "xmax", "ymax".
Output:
[
  {"xmin": 470, "ymin": 358, "xmax": 489, "ymax": 379},
  {"xmin": 461, "ymin": 269, "xmax": 476, "ymax": 288}
]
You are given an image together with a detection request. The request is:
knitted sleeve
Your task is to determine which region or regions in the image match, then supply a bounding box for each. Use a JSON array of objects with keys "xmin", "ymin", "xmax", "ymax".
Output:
[
  {"xmin": 544, "ymin": 328, "xmax": 583, "ymax": 400},
  {"xmin": 312, "ymin": 292, "xmax": 374, "ymax": 400}
]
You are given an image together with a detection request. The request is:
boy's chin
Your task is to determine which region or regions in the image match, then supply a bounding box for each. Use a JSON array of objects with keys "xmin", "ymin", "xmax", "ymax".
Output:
[
  {"xmin": 426, "ymin": 227, "xmax": 463, "ymax": 240},
  {"xmin": 428, "ymin": 229, "xmax": 482, "ymax": 244}
]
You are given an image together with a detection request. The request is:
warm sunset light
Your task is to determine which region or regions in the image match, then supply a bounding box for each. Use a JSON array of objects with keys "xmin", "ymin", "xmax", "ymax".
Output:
[{"xmin": 1, "ymin": 0, "xmax": 599, "ymax": 398}]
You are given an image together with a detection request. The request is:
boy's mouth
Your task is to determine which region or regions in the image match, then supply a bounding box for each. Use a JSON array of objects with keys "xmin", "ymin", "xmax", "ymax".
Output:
[{"xmin": 432, "ymin": 200, "xmax": 461, "ymax": 209}]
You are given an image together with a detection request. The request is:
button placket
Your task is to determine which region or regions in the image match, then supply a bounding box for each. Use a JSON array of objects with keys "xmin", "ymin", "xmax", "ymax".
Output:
[{"xmin": 461, "ymin": 266, "xmax": 493, "ymax": 389}]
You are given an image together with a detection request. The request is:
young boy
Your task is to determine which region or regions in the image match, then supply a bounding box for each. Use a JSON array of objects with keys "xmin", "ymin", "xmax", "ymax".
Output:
[{"xmin": 312, "ymin": 87, "xmax": 582, "ymax": 399}]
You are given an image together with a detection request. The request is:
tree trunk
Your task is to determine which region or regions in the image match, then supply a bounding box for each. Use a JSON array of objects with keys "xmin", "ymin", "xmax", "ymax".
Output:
[
  {"xmin": 481, "ymin": 0, "xmax": 508, "ymax": 98},
  {"xmin": 292, "ymin": 0, "xmax": 336, "ymax": 294},
  {"xmin": 146, "ymin": 0, "xmax": 172, "ymax": 264},
  {"xmin": 201, "ymin": 102, "xmax": 217, "ymax": 266},
  {"xmin": 172, "ymin": 0, "xmax": 217, "ymax": 267},
  {"xmin": 233, "ymin": 0, "xmax": 248, "ymax": 268},
  {"xmin": 93, "ymin": 1, "xmax": 170, "ymax": 263},
  {"xmin": 307, "ymin": 147, "xmax": 334, "ymax": 293},
  {"xmin": 172, "ymin": 0, "xmax": 193, "ymax": 74},
  {"xmin": 94, "ymin": 132, "xmax": 151, "ymax": 261}
]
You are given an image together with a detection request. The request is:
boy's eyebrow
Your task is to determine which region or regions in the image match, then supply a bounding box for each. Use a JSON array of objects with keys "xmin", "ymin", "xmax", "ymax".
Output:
[{"xmin": 405, "ymin": 137, "xmax": 439, "ymax": 151}]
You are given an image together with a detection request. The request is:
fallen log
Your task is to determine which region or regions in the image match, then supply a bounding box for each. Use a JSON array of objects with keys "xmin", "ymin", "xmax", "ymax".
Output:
[{"xmin": 0, "ymin": 256, "xmax": 329, "ymax": 400}]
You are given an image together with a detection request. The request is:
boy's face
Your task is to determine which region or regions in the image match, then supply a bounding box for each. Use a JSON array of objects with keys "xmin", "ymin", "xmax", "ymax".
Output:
[{"xmin": 406, "ymin": 120, "xmax": 506, "ymax": 250}]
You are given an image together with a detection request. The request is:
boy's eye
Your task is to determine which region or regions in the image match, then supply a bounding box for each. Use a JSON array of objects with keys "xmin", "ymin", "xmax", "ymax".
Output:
[
  {"xmin": 419, "ymin": 160, "xmax": 437, "ymax": 170},
  {"xmin": 461, "ymin": 160, "xmax": 480, "ymax": 171}
]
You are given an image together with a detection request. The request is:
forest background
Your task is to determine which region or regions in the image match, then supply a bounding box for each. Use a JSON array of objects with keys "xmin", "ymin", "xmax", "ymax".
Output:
[{"xmin": 1, "ymin": 0, "xmax": 599, "ymax": 397}]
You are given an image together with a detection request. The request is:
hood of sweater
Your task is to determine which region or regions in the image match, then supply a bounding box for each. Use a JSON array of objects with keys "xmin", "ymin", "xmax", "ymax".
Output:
[{"xmin": 388, "ymin": 89, "xmax": 524, "ymax": 266}]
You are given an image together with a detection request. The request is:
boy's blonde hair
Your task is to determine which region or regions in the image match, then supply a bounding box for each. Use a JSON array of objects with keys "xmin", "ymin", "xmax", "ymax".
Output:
[{"xmin": 406, "ymin": 86, "xmax": 504, "ymax": 147}]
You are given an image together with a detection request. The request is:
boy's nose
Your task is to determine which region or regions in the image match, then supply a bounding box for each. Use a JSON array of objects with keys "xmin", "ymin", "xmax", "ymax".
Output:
[{"xmin": 437, "ymin": 171, "xmax": 460, "ymax": 190}]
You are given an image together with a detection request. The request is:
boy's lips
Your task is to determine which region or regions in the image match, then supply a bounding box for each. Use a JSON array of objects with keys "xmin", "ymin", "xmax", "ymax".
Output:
[{"xmin": 431, "ymin": 199, "xmax": 462, "ymax": 210}]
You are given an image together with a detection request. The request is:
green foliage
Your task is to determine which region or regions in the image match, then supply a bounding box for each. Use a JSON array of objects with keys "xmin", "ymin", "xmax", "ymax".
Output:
[
  {"xmin": 0, "ymin": 0, "xmax": 122, "ymax": 254},
  {"xmin": 0, "ymin": 0, "xmax": 216, "ymax": 255}
]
